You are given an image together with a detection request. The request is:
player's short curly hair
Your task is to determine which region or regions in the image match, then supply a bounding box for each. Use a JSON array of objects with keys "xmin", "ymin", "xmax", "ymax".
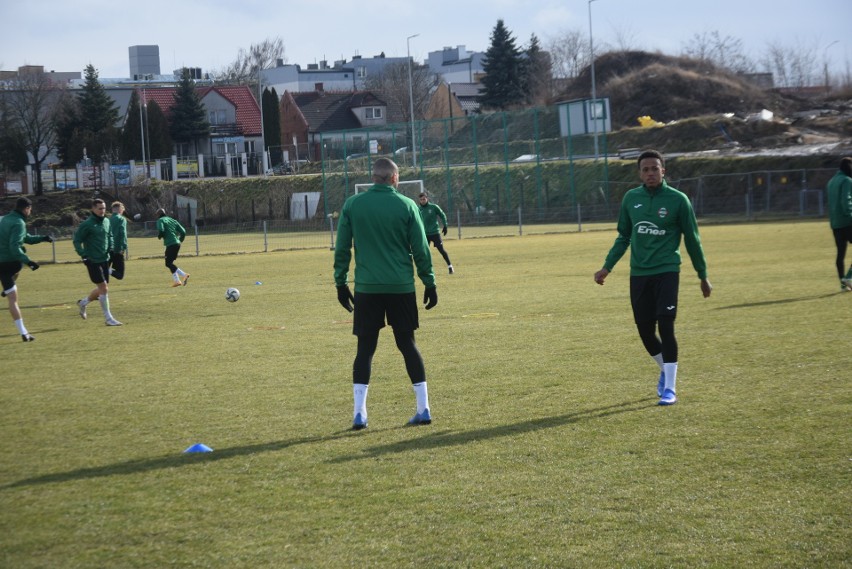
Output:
[
  {"xmin": 637, "ymin": 149, "xmax": 664, "ymax": 168},
  {"xmin": 839, "ymin": 157, "xmax": 852, "ymax": 177}
]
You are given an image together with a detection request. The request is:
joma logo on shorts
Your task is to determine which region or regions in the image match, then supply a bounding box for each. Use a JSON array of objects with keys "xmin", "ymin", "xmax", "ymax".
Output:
[{"xmin": 636, "ymin": 222, "xmax": 666, "ymax": 235}]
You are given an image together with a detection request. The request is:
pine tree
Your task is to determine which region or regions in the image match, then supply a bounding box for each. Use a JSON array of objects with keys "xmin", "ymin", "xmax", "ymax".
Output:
[
  {"xmin": 170, "ymin": 68, "xmax": 209, "ymax": 155},
  {"xmin": 145, "ymin": 100, "xmax": 173, "ymax": 160},
  {"xmin": 479, "ymin": 20, "xmax": 525, "ymax": 110},
  {"xmin": 80, "ymin": 64, "xmax": 120, "ymax": 133},
  {"xmin": 121, "ymin": 90, "xmax": 144, "ymax": 160},
  {"xmin": 523, "ymin": 34, "xmax": 552, "ymax": 106},
  {"xmin": 262, "ymin": 87, "xmax": 281, "ymax": 151}
]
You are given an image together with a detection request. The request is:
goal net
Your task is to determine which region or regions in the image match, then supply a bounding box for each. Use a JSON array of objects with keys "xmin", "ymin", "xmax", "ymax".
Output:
[{"xmin": 354, "ymin": 179, "xmax": 424, "ymax": 199}]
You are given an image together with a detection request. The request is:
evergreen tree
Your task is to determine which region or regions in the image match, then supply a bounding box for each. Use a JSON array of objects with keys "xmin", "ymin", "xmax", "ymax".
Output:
[
  {"xmin": 262, "ymin": 87, "xmax": 281, "ymax": 151},
  {"xmin": 145, "ymin": 100, "xmax": 173, "ymax": 160},
  {"xmin": 523, "ymin": 34, "xmax": 552, "ymax": 106},
  {"xmin": 54, "ymin": 94, "xmax": 84, "ymax": 167},
  {"xmin": 479, "ymin": 20, "xmax": 525, "ymax": 110},
  {"xmin": 170, "ymin": 68, "xmax": 209, "ymax": 155},
  {"xmin": 121, "ymin": 90, "xmax": 144, "ymax": 160},
  {"xmin": 78, "ymin": 64, "xmax": 121, "ymax": 161}
]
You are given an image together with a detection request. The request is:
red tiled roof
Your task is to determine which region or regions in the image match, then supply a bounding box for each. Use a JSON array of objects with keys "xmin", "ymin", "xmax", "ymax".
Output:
[{"xmin": 138, "ymin": 85, "xmax": 261, "ymax": 136}]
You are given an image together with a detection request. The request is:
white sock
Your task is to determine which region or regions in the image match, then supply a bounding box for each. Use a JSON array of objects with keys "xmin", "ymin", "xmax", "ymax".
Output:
[
  {"xmin": 353, "ymin": 383, "xmax": 369, "ymax": 420},
  {"xmin": 80, "ymin": 297, "xmax": 90, "ymax": 307},
  {"xmin": 14, "ymin": 318, "xmax": 27, "ymax": 335},
  {"xmin": 176, "ymin": 268, "xmax": 187, "ymax": 278},
  {"xmin": 663, "ymin": 362, "xmax": 678, "ymax": 393},
  {"xmin": 413, "ymin": 382, "xmax": 429, "ymax": 413},
  {"xmin": 99, "ymin": 294, "xmax": 115, "ymax": 321},
  {"xmin": 652, "ymin": 353, "xmax": 664, "ymax": 370}
]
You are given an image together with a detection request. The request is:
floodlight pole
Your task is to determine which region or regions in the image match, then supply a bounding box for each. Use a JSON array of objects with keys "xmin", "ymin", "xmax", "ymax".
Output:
[
  {"xmin": 139, "ymin": 89, "xmax": 146, "ymax": 173},
  {"xmin": 258, "ymin": 67, "xmax": 268, "ymax": 175},
  {"xmin": 407, "ymin": 33, "xmax": 420, "ymax": 169},
  {"xmin": 588, "ymin": 0, "xmax": 599, "ymax": 161}
]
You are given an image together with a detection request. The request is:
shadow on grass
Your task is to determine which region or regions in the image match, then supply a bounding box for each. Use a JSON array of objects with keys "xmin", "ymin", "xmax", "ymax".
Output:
[
  {"xmin": 716, "ymin": 291, "xmax": 841, "ymax": 309},
  {"xmin": 329, "ymin": 397, "xmax": 657, "ymax": 463},
  {"xmin": 0, "ymin": 433, "xmax": 347, "ymax": 490},
  {"xmin": 1, "ymin": 398, "xmax": 655, "ymax": 488}
]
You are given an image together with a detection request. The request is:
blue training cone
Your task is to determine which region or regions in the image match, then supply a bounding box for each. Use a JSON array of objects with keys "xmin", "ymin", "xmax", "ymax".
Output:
[{"xmin": 183, "ymin": 443, "xmax": 213, "ymax": 453}]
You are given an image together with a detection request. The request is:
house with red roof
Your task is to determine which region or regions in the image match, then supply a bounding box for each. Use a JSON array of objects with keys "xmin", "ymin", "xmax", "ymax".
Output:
[{"xmin": 139, "ymin": 85, "xmax": 262, "ymax": 159}]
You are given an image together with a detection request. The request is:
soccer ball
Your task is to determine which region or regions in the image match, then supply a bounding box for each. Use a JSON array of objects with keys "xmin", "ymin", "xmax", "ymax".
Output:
[
  {"xmin": 225, "ymin": 287, "xmax": 240, "ymax": 302},
  {"xmin": 133, "ymin": 213, "xmax": 142, "ymax": 221}
]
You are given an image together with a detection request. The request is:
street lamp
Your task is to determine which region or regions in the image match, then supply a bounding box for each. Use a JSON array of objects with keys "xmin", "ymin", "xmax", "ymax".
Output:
[
  {"xmin": 588, "ymin": 0, "xmax": 599, "ymax": 160},
  {"xmin": 823, "ymin": 40, "xmax": 838, "ymax": 93},
  {"xmin": 407, "ymin": 33, "xmax": 420, "ymax": 169},
  {"xmin": 138, "ymin": 89, "xmax": 146, "ymax": 173},
  {"xmin": 258, "ymin": 67, "xmax": 268, "ymax": 175}
]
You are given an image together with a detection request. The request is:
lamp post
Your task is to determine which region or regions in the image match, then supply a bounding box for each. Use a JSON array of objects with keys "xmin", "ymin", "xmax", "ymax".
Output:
[
  {"xmin": 258, "ymin": 67, "xmax": 268, "ymax": 175},
  {"xmin": 407, "ymin": 33, "xmax": 420, "ymax": 169},
  {"xmin": 588, "ymin": 0, "xmax": 599, "ymax": 160},
  {"xmin": 138, "ymin": 89, "xmax": 146, "ymax": 173},
  {"xmin": 823, "ymin": 40, "xmax": 838, "ymax": 93}
]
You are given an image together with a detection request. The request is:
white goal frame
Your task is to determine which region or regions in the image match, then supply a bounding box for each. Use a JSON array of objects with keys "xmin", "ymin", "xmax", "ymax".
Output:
[{"xmin": 354, "ymin": 179, "xmax": 424, "ymax": 199}]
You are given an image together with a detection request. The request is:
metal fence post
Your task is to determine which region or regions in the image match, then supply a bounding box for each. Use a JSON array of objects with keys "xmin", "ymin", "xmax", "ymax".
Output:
[
  {"xmin": 456, "ymin": 209, "xmax": 462, "ymax": 240},
  {"xmin": 194, "ymin": 224, "xmax": 200, "ymax": 256},
  {"xmin": 577, "ymin": 203, "xmax": 582, "ymax": 232},
  {"xmin": 518, "ymin": 206, "xmax": 523, "ymax": 236},
  {"xmin": 328, "ymin": 214, "xmax": 335, "ymax": 250},
  {"xmin": 263, "ymin": 220, "xmax": 268, "ymax": 252}
]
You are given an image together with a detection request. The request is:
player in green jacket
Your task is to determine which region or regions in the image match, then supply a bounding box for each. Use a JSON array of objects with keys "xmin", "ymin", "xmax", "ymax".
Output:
[
  {"xmin": 594, "ymin": 150, "xmax": 712, "ymax": 406},
  {"xmin": 418, "ymin": 192, "xmax": 454, "ymax": 274},
  {"xmin": 334, "ymin": 157, "xmax": 437, "ymax": 430},
  {"xmin": 73, "ymin": 198, "xmax": 122, "ymax": 326},
  {"xmin": 0, "ymin": 197, "xmax": 53, "ymax": 341},
  {"xmin": 156, "ymin": 208, "xmax": 189, "ymax": 287},
  {"xmin": 108, "ymin": 201, "xmax": 128, "ymax": 280},
  {"xmin": 825, "ymin": 157, "xmax": 852, "ymax": 291}
]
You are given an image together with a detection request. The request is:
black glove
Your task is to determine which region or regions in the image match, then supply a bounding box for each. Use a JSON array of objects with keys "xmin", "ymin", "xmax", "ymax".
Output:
[
  {"xmin": 82, "ymin": 257, "xmax": 90, "ymax": 266},
  {"xmin": 423, "ymin": 287, "xmax": 438, "ymax": 310},
  {"xmin": 43, "ymin": 235, "xmax": 54, "ymax": 243},
  {"xmin": 337, "ymin": 285, "xmax": 354, "ymax": 312},
  {"xmin": 442, "ymin": 226, "xmax": 447, "ymax": 236},
  {"xmin": 28, "ymin": 261, "xmax": 39, "ymax": 271}
]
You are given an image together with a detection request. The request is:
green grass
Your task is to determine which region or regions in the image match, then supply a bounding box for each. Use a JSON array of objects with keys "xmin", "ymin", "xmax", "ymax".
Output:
[{"xmin": 1, "ymin": 221, "xmax": 849, "ymax": 568}]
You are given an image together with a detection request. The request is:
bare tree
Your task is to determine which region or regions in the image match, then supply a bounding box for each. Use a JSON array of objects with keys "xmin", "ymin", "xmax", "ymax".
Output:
[
  {"xmin": 363, "ymin": 61, "xmax": 439, "ymax": 124},
  {"xmin": 681, "ymin": 31, "xmax": 754, "ymax": 73},
  {"xmin": 760, "ymin": 40, "xmax": 818, "ymax": 88},
  {"xmin": 546, "ymin": 28, "xmax": 590, "ymax": 79},
  {"xmin": 212, "ymin": 36, "xmax": 287, "ymax": 101},
  {"xmin": 4, "ymin": 71, "xmax": 68, "ymax": 194}
]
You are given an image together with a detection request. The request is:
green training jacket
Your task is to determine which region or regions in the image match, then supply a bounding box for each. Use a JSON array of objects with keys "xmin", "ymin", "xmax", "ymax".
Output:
[
  {"xmin": 826, "ymin": 171, "xmax": 852, "ymax": 230},
  {"xmin": 603, "ymin": 181, "xmax": 708, "ymax": 279},
  {"xmin": 0, "ymin": 210, "xmax": 49, "ymax": 264},
  {"xmin": 334, "ymin": 184, "xmax": 435, "ymax": 293},
  {"xmin": 73, "ymin": 214, "xmax": 113, "ymax": 263},
  {"xmin": 110, "ymin": 214, "xmax": 128, "ymax": 253},
  {"xmin": 419, "ymin": 202, "xmax": 448, "ymax": 236},
  {"xmin": 156, "ymin": 216, "xmax": 186, "ymax": 247}
]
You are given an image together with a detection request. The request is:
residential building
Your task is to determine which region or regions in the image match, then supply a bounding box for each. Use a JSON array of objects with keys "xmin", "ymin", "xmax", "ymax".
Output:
[
  {"xmin": 279, "ymin": 89, "xmax": 406, "ymax": 161},
  {"xmin": 425, "ymin": 46, "xmax": 486, "ymax": 84}
]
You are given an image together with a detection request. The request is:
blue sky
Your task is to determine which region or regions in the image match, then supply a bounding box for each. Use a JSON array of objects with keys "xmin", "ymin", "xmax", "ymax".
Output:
[{"xmin": 1, "ymin": 0, "xmax": 848, "ymax": 80}]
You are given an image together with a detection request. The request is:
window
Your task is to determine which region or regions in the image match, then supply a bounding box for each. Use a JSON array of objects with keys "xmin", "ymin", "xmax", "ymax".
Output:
[
  {"xmin": 357, "ymin": 66, "xmax": 367, "ymax": 78},
  {"xmin": 208, "ymin": 109, "xmax": 227, "ymax": 124},
  {"xmin": 365, "ymin": 107, "xmax": 383, "ymax": 119}
]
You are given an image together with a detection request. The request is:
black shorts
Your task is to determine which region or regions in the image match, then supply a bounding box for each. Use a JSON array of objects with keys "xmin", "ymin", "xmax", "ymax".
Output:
[
  {"xmin": 352, "ymin": 292, "xmax": 419, "ymax": 335},
  {"xmin": 630, "ymin": 272, "xmax": 679, "ymax": 323},
  {"xmin": 426, "ymin": 233, "xmax": 444, "ymax": 248},
  {"xmin": 0, "ymin": 261, "xmax": 23, "ymax": 291},
  {"xmin": 833, "ymin": 226, "xmax": 852, "ymax": 245},
  {"xmin": 85, "ymin": 261, "xmax": 111, "ymax": 285},
  {"xmin": 165, "ymin": 244, "xmax": 181, "ymax": 263}
]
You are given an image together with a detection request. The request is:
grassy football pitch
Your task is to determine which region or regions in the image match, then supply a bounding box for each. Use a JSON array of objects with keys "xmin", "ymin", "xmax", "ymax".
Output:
[{"xmin": 0, "ymin": 220, "xmax": 848, "ymax": 568}]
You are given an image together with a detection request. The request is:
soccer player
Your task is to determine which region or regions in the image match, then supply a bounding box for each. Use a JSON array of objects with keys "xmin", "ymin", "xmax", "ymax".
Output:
[
  {"xmin": 108, "ymin": 201, "xmax": 128, "ymax": 280},
  {"xmin": 156, "ymin": 208, "xmax": 190, "ymax": 287},
  {"xmin": 418, "ymin": 192, "xmax": 454, "ymax": 274},
  {"xmin": 825, "ymin": 157, "xmax": 852, "ymax": 291},
  {"xmin": 0, "ymin": 197, "xmax": 53, "ymax": 341},
  {"xmin": 334, "ymin": 157, "xmax": 438, "ymax": 430},
  {"xmin": 73, "ymin": 198, "xmax": 122, "ymax": 326},
  {"xmin": 594, "ymin": 149, "xmax": 712, "ymax": 406}
]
